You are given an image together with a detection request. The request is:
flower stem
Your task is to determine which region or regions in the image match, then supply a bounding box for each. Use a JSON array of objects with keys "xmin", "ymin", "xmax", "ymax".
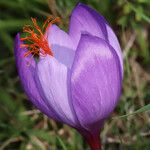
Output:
[{"xmin": 86, "ymin": 134, "xmax": 102, "ymax": 150}]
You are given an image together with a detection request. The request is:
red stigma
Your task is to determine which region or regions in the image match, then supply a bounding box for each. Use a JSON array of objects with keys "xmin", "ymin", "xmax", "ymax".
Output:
[{"xmin": 20, "ymin": 16, "xmax": 60, "ymax": 57}]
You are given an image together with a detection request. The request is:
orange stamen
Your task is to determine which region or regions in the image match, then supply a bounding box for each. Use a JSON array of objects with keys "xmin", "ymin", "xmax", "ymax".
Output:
[{"xmin": 20, "ymin": 16, "xmax": 60, "ymax": 58}]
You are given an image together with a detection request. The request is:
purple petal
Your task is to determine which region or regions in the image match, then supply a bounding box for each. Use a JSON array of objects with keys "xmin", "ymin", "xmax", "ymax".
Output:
[
  {"xmin": 36, "ymin": 56, "xmax": 78, "ymax": 127},
  {"xmin": 14, "ymin": 33, "xmax": 61, "ymax": 121},
  {"xmin": 71, "ymin": 34, "xmax": 122, "ymax": 131},
  {"xmin": 46, "ymin": 25, "xmax": 75, "ymax": 68},
  {"xmin": 46, "ymin": 25, "xmax": 75, "ymax": 49},
  {"xmin": 69, "ymin": 4, "xmax": 107, "ymax": 44},
  {"xmin": 105, "ymin": 25, "xmax": 123, "ymax": 73},
  {"xmin": 69, "ymin": 3, "xmax": 123, "ymax": 74}
]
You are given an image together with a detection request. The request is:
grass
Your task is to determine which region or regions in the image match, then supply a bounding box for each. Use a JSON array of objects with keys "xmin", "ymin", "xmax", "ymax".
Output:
[{"xmin": 0, "ymin": 0, "xmax": 150, "ymax": 149}]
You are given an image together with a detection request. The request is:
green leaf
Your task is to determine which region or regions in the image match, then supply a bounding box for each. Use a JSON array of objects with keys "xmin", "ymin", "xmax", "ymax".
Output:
[
  {"xmin": 129, "ymin": 3, "xmax": 150, "ymax": 23},
  {"xmin": 0, "ymin": 20, "xmax": 31, "ymax": 31},
  {"xmin": 27, "ymin": 129, "xmax": 51, "ymax": 141},
  {"xmin": 0, "ymin": 90, "xmax": 16, "ymax": 113},
  {"xmin": 0, "ymin": 31, "xmax": 13, "ymax": 53},
  {"xmin": 56, "ymin": 136, "xmax": 68, "ymax": 150},
  {"xmin": 115, "ymin": 104, "xmax": 150, "ymax": 119}
]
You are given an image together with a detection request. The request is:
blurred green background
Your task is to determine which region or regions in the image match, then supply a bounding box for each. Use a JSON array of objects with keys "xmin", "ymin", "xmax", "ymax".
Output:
[{"xmin": 0, "ymin": 0, "xmax": 150, "ymax": 149}]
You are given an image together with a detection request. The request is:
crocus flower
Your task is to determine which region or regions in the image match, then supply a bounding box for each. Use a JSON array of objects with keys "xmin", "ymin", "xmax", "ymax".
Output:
[{"xmin": 14, "ymin": 3, "xmax": 123, "ymax": 150}]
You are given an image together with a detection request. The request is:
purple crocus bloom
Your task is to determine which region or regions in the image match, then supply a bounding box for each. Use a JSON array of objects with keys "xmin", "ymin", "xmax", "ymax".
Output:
[{"xmin": 14, "ymin": 3, "xmax": 123, "ymax": 150}]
